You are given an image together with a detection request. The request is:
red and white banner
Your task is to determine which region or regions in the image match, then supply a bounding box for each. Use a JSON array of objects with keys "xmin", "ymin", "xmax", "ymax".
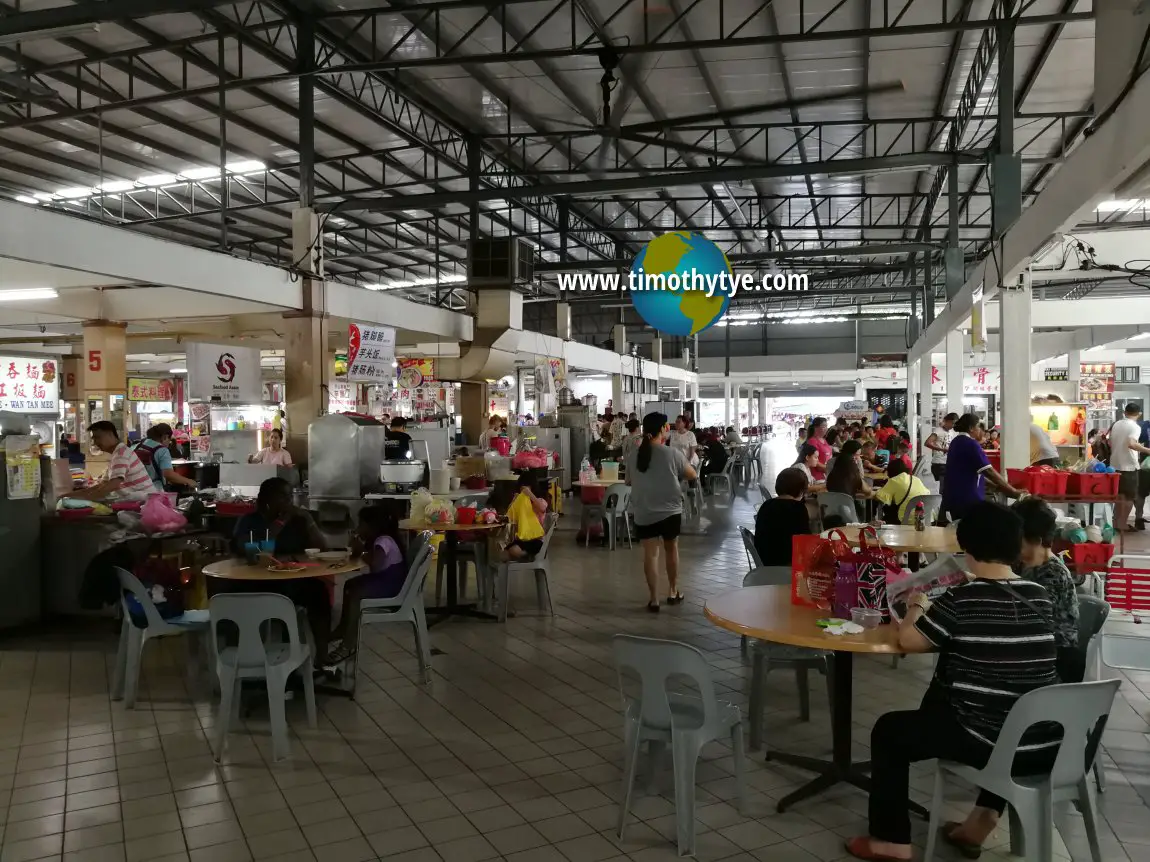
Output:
[
  {"xmin": 348, "ymin": 323, "xmax": 396, "ymax": 383},
  {"xmin": 0, "ymin": 355, "xmax": 60, "ymax": 414}
]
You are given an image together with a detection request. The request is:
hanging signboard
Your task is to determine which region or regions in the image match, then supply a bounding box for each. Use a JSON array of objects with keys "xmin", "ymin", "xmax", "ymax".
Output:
[
  {"xmin": 0, "ymin": 356, "xmax": 60, "ymax": 414},
  {"xmin": 186, "ymin": 343, "xmax": 262, "ymax": 403},
  {"xmin": 347, "ymin": 323, "xmax": 396, "ymax": 382},
  {"xmin": 929, "ymin": 365, "xmax": 1001, "ymax": 395},
  {"xmin": 1080, "ymin": 362, "xmax": 1115, "ymax": 409},
  {"xmin": 397, "ymin": 358, "xmax": 435, "ymax": 389},
  {"xmin": 1044, "ymin": 368, "xmax": 1069, "ymax": 382},
  {"xmin": 127, "ymin": 378, "xmax": 174, "ymax": 402}
]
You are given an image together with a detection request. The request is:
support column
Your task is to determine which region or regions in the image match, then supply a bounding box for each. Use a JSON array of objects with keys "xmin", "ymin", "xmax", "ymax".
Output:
[
  {"xmin": 946, "ymin": 329, "xmax": 964, "ymax": 414},
  {"xmin": 724, "ymin": 381, "xmax": 732, "ymax": 427},
  {"xmin": 285, "ymin": 206, "xmax": 328, "ymax": 468},
  {"xmin": 81, "ymin": 322, "xmax": 127, "ymax": 476},
  {"xmin": 651, "ymin": 337, "xmax": 663, "ymax": 365},
  {"xmin": 758, "ymin": 390, "xmax": 767, "ymax": 427},
  {"xmin": 919, "ymin": 357, "xmax": 935, "ymax": 456},
  {"xmin": 999, "ymin": 272, "xmax": 1033, "ymax": 470},
  {"xmin": 745, "ymin": 387, "xmax": 753, "ymax": 429},
  {"xmin": 460, "ymin": 382, "xmax": 487, "ymax": 446},
  {"xmin": 907, "ymin": 359, "xmax": 919, "ymax": 464},
  {"xmin": 945, "ymin": 159, "xmax": 964, "ymax": 299},
  {"xmin": 992, "ymin": 6, "xmax": 1022, "ymax": 238},
  {"xmin": 854, "ymin": 379, "xmax": 866, "ymax": 400},
  {"xmin": 556, "ymin": 303, "xmax": 572, "ymax": 341}
]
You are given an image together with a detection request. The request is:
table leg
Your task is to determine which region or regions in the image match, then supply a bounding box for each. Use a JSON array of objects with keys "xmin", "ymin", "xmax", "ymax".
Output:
[
  {"xmin": 769, "ymin": 652, "xmax": 928, "ymax": 818},
  {"xmin": 425, "ymin": 532, "xmax": 497, "ymax": 626}
]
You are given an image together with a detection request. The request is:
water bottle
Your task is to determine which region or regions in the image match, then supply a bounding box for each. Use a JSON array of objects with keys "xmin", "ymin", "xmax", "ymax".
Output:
[{"xmin": 913, "ymin": 501, "xmax": 926, "ymax": 532}]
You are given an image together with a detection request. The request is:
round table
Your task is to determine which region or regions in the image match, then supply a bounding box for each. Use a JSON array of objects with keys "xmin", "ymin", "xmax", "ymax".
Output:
[
  {"xmin": 705, "ymin": 584, "xmax": 927, "ymax": 814},
  {"xmin": 398, "ymin": 519, "xmax": 504, "ymax": 622},
  {"xmin": 202, "ymin": 557, "xmax": 365, "ymax": 581},
  {"xmin": 832, "ymin": 525, "xmax": 960, "ymax": 555}
]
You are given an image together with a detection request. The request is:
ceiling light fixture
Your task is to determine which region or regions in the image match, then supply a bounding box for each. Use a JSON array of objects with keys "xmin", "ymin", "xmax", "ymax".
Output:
[
  {"xmin": 0, "ymin": 288, "xmax": 58, "ymax": 302},
  {"xmin": 169, "ymin": 367, "xmax": 187, "ymax": 374},
  {"xmin": 1095, "ymin": 198, "xmax": 1144, "ymax": 212},
  {"xmin": 225, "ymin": 159, "xmax": 266, "ymax": 174},
  {"xmin": 0, "ymin": 22, "xmax": 99, "ymax": 47},
  {"xmin": 14, "ymin": 195, "xmax": 37, "ymax": 205},
  {"xmin": 55, "ymin": 187, "xmax": 93, "ymax": 199},
  {"xmin": 136, "ymin": 173, "xmax": 178, "ymax": 187},
  {"xmin": 178, "ymin": 166, "xmax": 221, "ymax": 181},
  {"xmin": 98, "ymin": 180, "xmax": 134, "ymax": 193}
]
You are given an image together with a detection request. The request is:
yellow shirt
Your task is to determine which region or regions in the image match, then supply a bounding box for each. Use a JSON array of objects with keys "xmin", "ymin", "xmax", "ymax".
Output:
[
  {"xmin": 874, "ymin": 473, "xmax": 930, "ymax": 522},
  {"xmin": 507, "ymin": 492, "xmax": 545, "ymax": 541}
]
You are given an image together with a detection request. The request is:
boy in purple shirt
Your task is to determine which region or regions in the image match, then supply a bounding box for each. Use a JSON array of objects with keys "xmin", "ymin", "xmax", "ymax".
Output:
[{"xmin": 942, "ymin": 414, "xmax": 1022, "ymax": 521}]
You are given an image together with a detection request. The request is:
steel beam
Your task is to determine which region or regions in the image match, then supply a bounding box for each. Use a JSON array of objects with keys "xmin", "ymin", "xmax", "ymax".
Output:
[
  {"xmin": 323, "ymin": 152, "xmax": 986, "ymax": 214},
  {"xmin": 0, "ymin": 0, "xmax": 236, "ymax": 39}
]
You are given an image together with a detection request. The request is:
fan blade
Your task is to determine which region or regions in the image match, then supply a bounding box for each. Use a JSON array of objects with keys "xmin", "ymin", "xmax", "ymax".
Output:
[
  {"xmin": 619, "ymin": 81, "xmax": 905, "ymax": 135},
  {"xmin": 612, "ymin": 130, "xmax": 773, "ymax": 167}
]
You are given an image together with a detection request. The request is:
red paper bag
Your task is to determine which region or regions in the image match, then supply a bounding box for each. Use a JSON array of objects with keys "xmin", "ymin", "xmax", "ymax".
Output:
[{"xmin": 791, "ymin": 530, "xmax": 851, "ymax": 608}]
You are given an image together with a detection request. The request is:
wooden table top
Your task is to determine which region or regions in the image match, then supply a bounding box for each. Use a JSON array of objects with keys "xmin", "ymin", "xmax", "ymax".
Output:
[
  {"xmin": 398, "ymin": 519, "xmax": 504, "ymax": 533},
  {"xmin": 705, "ymin": 585, "xmax": 914, "ymax": 654},
  {"xmin": 572, "ymin": 480, "xmax": 624, "ymax": 488},
  {"xmin": 832, "ymin": 525, "xmax": 961, "ymax": 554},
  {"xmin": 202, "ymin": 557, "xmax": 365, "ymax": 581}
]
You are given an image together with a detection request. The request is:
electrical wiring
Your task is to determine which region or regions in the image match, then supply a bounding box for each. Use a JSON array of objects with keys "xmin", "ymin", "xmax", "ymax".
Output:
[
  {"xmin": 1084, "ymin": 15, "xmax": 1150, "ymax": 138},
  {"xmin": 286, "ymin": 212, "xmax": 331, "ymax": 283}
]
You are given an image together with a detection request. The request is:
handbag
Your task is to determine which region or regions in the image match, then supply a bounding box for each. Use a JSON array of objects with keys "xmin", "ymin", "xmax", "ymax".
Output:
[
  {"xmin": 791, "ymin": 530, "xmax": 851, "ymax": 609},
  {"xmin": 882, "ymin": 476, "xmax": 915, "ymax": 524},
  {"xmin": 853, "ymin": 528, "xmax": 900, "ymax": 622}
]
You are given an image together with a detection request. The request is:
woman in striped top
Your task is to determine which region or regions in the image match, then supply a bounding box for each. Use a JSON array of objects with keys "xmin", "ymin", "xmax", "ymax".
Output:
[{"xmin": 848, "ymin": 502, "xmax": 1059, "ymax": 862}]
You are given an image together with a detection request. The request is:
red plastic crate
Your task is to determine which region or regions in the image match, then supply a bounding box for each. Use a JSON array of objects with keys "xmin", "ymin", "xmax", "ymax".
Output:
[
  {"xmin": 215, "ymin": 501, "xmax": 256, "ymax": 516},
  {"xmin": 986, "ymin": 450, "xmax": 1001, "ymax": 473},
  {"xmin": 1071, "ymin": 542, "xmax": 1115, "ymax": 573},
  {"xmin": 1027, "ymin": 470, "xmax": 1070, "ymax": 496},
  {"xmin": 1006, "ymin": 469, "xmax": 1031, "ymax": 492},
  {"xmin": 1065, "ymin": 472, "xmax": 1120, "ymax": 498}
]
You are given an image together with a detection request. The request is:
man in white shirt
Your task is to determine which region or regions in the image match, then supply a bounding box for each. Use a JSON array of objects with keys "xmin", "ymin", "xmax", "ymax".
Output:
[
  {"xmin": 925, "ymin": 412, "xmax": 958, "ymax": 488},
  {"xmin": 1029, "ymin": 423, "xmax": 1060, "ymax": 467},
  {"xmin": 1110, "ymin": 403, "xmax": 1150, "ymax": 531}
]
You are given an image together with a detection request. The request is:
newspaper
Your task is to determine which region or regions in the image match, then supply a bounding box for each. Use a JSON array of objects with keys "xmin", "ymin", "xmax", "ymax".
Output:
[{"xmin": 886, "ymin": 555, "xmax": 969, "ymax": 623}]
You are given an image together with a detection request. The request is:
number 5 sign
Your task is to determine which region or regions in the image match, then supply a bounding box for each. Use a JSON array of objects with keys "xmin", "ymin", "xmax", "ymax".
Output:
[{"xmin": 80, "ymin": 323, "xmax": 126, "ymax": 392}]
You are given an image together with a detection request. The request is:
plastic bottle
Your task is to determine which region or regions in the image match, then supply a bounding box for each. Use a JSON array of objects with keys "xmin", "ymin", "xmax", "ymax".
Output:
[{"xmin": 913, "ymin": 501, "xmax": 926, "ymax": 532}]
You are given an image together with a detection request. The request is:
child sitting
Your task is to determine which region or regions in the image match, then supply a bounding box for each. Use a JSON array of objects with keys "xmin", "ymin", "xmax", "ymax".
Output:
[
  {"xmin": 327, "ymin": 506, "xmax": 406, "ymax": 663},
  {"xmin": 492, "ymin": 476, "xmax": 548, "ymax": 560}
]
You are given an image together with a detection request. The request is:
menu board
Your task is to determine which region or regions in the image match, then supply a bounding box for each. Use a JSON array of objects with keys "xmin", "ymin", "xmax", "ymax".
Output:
[
  {"xmin": 1080, "ymin": 362, "xmax": 1115, "ymax": 409},
  {"xmin": 4, "ymin": 435, "xmax": 41, "ymax": 500},
  {"xmin": 127, "ymin": 378, "xmax": 174, "ymax": 402},
  {"xmin": 327, "ymin": 381, "xmax": 356, "ymax": 413},
  {"xmin": 0, "ymin": 356, "xmax": 59, "ymax": 414},
  {"xmin": 347, "ymin": 324, "xmax": 396, "ymax": 382}
]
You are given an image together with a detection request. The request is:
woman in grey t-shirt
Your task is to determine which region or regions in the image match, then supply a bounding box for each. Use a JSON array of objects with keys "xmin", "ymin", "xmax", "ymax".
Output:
[{"xmin": 626, "ymin": 412, "xmax": 697, "ymax": 612}]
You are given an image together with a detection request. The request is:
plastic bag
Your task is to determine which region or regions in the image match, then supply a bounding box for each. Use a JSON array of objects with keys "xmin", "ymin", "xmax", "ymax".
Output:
[
  {"xmin": 424, "ymin": 499, "xmax": 454, "ymax": 525},
  {"xmin": 140, "ymin": 493, "xmax": 187, "ymax": 533},
  {"xmin": 410, "ymin": 488, "xmax": 434, "ymax": 523},
  {"xmin": 791, "ymin": 530, "xmax": 851, "ymax": 609}
]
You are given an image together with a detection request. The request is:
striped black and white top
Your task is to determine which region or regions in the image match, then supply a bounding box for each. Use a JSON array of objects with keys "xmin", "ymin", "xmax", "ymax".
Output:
[{"xmin": 915, "ymin": 577, "xmax": 1059, "ymax": 752}]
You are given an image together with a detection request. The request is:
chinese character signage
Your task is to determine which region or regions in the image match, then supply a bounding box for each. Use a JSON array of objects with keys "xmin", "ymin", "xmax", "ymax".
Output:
[
  {"xmin": 127, "ymin": 378, "xmax": 174, "ymax": 402},
  {"xmin": 186, "ymin": 343, "xmax": 262, "ymax": 403},
  {"xmin": 930, "ymin": 365, "xmax": 1000, "ymax": 395},
  {"xmin": 0, "ymin": 356, "xmax": 60, "ymax": 414},
  {"xmin": 1044, "ymin": 369, "xmax": 1069, "ymax": 382},
  {"xmin": 347, "ymin": 323, "xmax": 396, "ymax": 383},
  {"xmin": 1079, "ymin": 362, "xmax": 1115, "ymax": 408},
  {"xmin": 328, "ymin": 381, "xmax": 356, "ymax": 413}
]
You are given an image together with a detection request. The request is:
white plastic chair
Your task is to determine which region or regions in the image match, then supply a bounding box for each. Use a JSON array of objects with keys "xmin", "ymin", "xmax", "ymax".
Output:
[
  {"xmin": 901, "ymin": 493, "xmax": 943, "ymax": 525},
  {"xmin": 708, "ymin": 458, "xmax": 737, "ymax": 498},
  {"xmin": 208, "ymin": 593, "xmax": 318, "ymax": 763},
  {"xmin": 923, "ymin": 680, "xmax": 1121, "ymax": 862},
  {"xmin": 737, "ymin": 527, "xmax": 764, "ymax": 656},
  {"xmin": 495, "ymin": 513, "xmax": 558, "ymax": 622},
  {"xmin": 612, "ymin": 634, "xmax": 746, "ymax": 857},
  {"xmin": 817, "ymin": 491, "xmax": 858, "ymax": 525},
  {"xmin": 353, "ymin": 538, "xmax": 435, "ymax": 689},
  {"xmin": 112, "ymin": 567, "xmax": 209, "ymax": 709},
  {"xmin": 604, "ymin": 483, "xmax": 633, "ymax": 550}
]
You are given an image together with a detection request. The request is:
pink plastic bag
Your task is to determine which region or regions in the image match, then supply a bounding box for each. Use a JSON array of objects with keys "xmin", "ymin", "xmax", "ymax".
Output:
[{"xmin": 140, "ymin": 493, "xmax": 188, "ymax": 533}]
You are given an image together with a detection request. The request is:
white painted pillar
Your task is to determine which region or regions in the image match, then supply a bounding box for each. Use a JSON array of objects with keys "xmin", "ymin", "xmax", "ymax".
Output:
[
  {"xmin": 758, "ymin": 390, "xmax": 767, "ymax": 425},
  {"xmin": 1068, "ymin": 348, "xmax": 1081, "ymax": 387},
  {"xmin": 907, "ymin": 359, "xmax": 920, "ymax": 462},
  {"xmin": 679, "ymin": 379, "xmax": 687, "ymax": 401},
  {"xmin": 556, "ymin": 302, "xmax": 572, "ymax": 341},
  {"xmin": 650, "ymin": 337, "xmax": 663, "ymax": 365},
  {"xmin": 724, "ymin": 380, "xmax": 732, "ymax": 426},
  {"xmin": 946, "ymin": 329, "xmax": 964, "ymax": 415},
  {"xmin": 854, "ymin": 379, "xmax": 866, "ymax": 400},
  {"xmin": 919, "ymin": 357, "xmax": 935, "ymax": 456},
  {"xmin": 746, "ymin": 387, "xmax": 753, "ymax": 428},
  {"xmin": 999, "ymin": 273, "xmax": 1033, "ymax": 470}
]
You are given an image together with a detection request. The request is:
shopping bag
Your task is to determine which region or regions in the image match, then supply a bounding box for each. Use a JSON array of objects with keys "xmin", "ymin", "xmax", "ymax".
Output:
[
  {"xmin": 854, "ymin": 528, "xmax": 900, "ymax": 622},
  {"xmin": 140, "ymin": 493, "xmax": 187, "ymax": 534},
  {"xmin": 791, "ymin": 530, "xmax": 851, "ymax": 609}
]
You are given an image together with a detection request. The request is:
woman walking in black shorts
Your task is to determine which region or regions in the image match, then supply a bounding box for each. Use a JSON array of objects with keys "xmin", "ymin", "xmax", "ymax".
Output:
[{"xmin": 626, "ymin": 412, "xmax": 697, "ymax": 612}]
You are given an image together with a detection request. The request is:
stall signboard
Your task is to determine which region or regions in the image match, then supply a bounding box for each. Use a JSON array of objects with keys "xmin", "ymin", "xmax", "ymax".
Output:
[
  {"xmin": 397, "ymin": 357, "xmax": 435, "ymax": 389},
  {"xmin": 61, "ymin": 357, "xmax": 79, "ymax": 401},
  {"xmin": 127, "ymin": 377, "xmax": 174, "ymax": 402},
  {"xmin": 187, "ymin": 343, "xmax": 261, "ymax": 403},
  {"xmin": 1044, "ymin": 368, "xmax": 1069, "ymax": 382},
  {"xmin": 929, "ymin": 365, "xmax": 1000, "ymax": 395},
  {"xmin": 1080, "ymin": 362, "xmax": 1115, "ymax": 407},
  {"xmin": 0, "ymin": 356, "xmax": 60, "ymax": 414},
  {"xmin": 834, "ymin": 399, "xmax": 869, "ymax": 421},
  {"xmin": 347, "ymin": 324, "xmax": 396, "ymax": 382},
  {"xmin": 328, "ymin": 381, "xmax": 356, "ymax": 413}
]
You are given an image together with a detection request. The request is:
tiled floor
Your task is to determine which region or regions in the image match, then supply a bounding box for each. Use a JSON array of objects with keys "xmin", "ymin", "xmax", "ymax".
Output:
[{"xmin": 6, "ymin": 439, "xmax": 1150, "ymax": 861}]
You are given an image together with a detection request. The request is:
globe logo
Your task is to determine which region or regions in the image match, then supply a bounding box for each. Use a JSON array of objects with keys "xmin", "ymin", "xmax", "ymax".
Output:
[{"xmin": 630, "ymin": 231, "xmax": 733, "ymax": 336}]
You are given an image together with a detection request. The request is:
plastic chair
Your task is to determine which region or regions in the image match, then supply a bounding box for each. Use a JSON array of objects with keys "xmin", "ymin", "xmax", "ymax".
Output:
[
  {"xmin": 434, "ymin": 492, "xmax": 491, "ymax": 603},
  {"xmin": 612, "ymin": 634, "xmax": 746, "ymax": 857},
  {"xmin": 901, "ymin": 493, "xmax": 943, "ymax": 525},
  {"xmin": 604, "ymin": 483, "xmax": 633, "ymax": 550},
  {"xmin": 923, "ymin": 680, "xmax": 1121, "ymax": 862},
  {"xmin": 708, "ymin": 458, "xmax": 737, "ymax": 498},
  {"xmin": 495, "ymin": 513, "xmax": 559, "ymax": 622},
  {"xmin": 742, "ymin": 566, "xmax": 832, "ymax": 750},
  {"xmin": 208, "ymin": 593, "xmax": 318, "ymax": 763},
  {"xmin": 1077, "ymin": 596, "xmax": 1111, "ymax": 791},
  {"xmin": 354, "ymin": 538, "xmax": 435, "ymax": 689},
  {"xmin": 817, "ymin": 491, "xmax": 858, "ymax": 526},
  {"xmin": 737, "ymin": 528, "xmax": 764, "ymax": 656},
  {"xmin": 581, "ymin": 485, "xmax": 608, "ymax": 546},
  {"xmin": 112, "ymin": 567, "xmax": 209, "ymax": 709}
]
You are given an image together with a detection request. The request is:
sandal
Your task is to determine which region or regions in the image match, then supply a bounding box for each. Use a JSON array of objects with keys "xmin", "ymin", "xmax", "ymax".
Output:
[
  {"xmin": 939, "ymin": 822, "xmax": 982, "ymax": 859},
  {"xmin": 666, "ymin": 593, "xmax": 685, "ymax": 606},
  {"xmin": 844, "ymin": 837, "xmax": 912, "ymax": 862},
  {"xmin": 646, "ymin": 602, "xmax": 660, "ymax": 613},
  {"xmin": 325, "ymin": 644, "xmax": 358, "ymax": 665}
]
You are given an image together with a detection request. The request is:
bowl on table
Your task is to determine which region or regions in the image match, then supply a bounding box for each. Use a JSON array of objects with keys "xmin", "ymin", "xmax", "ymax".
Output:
[
  {"xmin": 315, "ymin": 550, "xmax": 351, "ymax": 563},
  {"xmin": 850, "ymin": 607, "xmax": 883, "ymax": 629}
]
